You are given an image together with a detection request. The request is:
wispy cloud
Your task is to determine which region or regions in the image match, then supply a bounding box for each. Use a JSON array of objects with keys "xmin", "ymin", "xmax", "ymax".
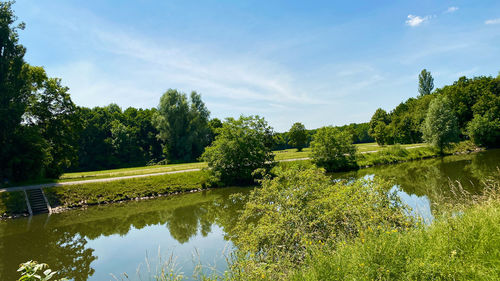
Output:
[
  {"xmin": 445, "ymin": 6, "xmax": 459, "ymax": 13},
  {"xmin": 485, "ymin": 18, "xmax": 500, "ymax": 25},
  {"xmin": 405, "ymin": 14, "xmax": 431, "ymax": 27}
]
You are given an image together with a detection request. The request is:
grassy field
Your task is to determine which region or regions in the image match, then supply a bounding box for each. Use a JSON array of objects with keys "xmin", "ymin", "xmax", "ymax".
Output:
[
  {"xmin": 273, "ymin": 142, "xmax": 429, "ymax": 161},
  {"xmin": 59, "ymin": 162, "xmax": 207, "ymax": 181},
  {"xmin": 45, "ymin": 170, "xmax": 208, "ymax": 209},
  {"xmin": 3, "ymin": 142, "xmax": 429, "ymax": 186}
]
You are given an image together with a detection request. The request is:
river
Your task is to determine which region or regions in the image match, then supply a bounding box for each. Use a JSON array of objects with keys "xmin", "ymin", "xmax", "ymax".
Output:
[{"xmin": 1, "ymin": 149, "xmax": 498, "ymax": 280}]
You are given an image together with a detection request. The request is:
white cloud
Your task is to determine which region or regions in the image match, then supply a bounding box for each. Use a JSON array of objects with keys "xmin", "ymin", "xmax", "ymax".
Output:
[
  {"xmin": 445, "ymin": 6, "xmax": 459, "ymax": 13},
  {"xmin": 405, "ymin": 14, "xmax": 431, "ymax": 27},
  {"xmin": 485, "ymin": 18, "xmax": 500, "ymax": 25}
]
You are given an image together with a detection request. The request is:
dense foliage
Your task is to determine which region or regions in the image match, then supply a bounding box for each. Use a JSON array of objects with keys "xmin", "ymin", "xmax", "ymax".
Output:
[
  {"xmin": 0, "ymin": 3, "xmax": 78, "ymax": 181},
  {"xmin": 310, "ymin": 126, "xmax": 357, "ymax": 172},
  {"xmin": 288, "ymin": 122, "xmax": 307, "ymax": 151},
  {"xmin": 291, "ymin": 187, "xmax": 500, "ymax": 281},
  {"xmin": 421, "ymin": 95, "xmax": 460, "ymax": 153},
  {"xmin": 153, "ymin": 89, "xmax": 211, "ymax": 163},
  {"xmin": 202, "ymin": 115, "xmax": 275, "ymax": 185},
  {"xmin": 228, "ymin": 165, "xmax": 413, "ymax": 279},
  {"xmin": 368, "ymin": 72, "xmax": 500, "ymax": 147},
  {"xmin": 418, "ymin": 69, "xmax": 434, "ymax": 96}
]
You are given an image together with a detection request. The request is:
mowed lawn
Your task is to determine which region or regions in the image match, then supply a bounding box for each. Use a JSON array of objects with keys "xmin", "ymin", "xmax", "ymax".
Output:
[
  {"xmin": 273, "ymin": 142, "xmax": 428, "ymax": 161},
  {"xmin": 10, "ymin": 142, "xmax": 427, "ymax": 185}
]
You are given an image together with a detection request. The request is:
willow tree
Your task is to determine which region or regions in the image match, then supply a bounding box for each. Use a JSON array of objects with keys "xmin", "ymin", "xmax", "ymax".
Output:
[{"xmin": 422, "ymin": 95, "xmax": 459, "ymax": 153}]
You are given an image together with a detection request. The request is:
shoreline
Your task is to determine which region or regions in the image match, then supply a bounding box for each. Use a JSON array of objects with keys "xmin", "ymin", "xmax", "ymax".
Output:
[{"xmin": 0, "ymin": 146, "xmax": 486, "ymax": 220}]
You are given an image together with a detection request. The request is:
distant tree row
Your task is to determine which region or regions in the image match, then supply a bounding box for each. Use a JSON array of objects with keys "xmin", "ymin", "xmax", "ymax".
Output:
[
  {"xmin": 273, "ymin": 122, "xmax": 374, "ymax": 151},
  {"xmin": 369, "ymin": 69, "xmax": 500, "ymax": 148}
]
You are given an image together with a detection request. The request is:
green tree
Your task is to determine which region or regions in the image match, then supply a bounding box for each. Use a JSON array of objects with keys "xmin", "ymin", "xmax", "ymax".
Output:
[
  {"xmin": 202, "ymin": 115, "xmax": 275, "ymax": 185},
  {"xmin": 422, "ymin": 95, "xmax": 460, "ymax": 153},
  {"xmin": 369, "ymin": 108, "xmax": 390, "ymax": 145},
  {"xmin": 0, "ymin": 1, "xmax": 31, "ymax": 181},
  {"xmin": 153, "ymin": 89, "xmax": 210, "ymax": 162},
  {"xmin": 207, "ymin": 117, "xmax": 223, "ymax": 145},
  {"xmin": 310, "ymin": 126, "xmax": 357, "ymax": 172},
  {"xmin": 288, "ymin": 122, "xmax": 307, "ymax": 151},
  {"xmin": 418, "ymin": 69, "xmax": 434, "ymax": 96},
  {"xmin": 466, "ymin": 114, "xmax": 500, "ymax": 147}
]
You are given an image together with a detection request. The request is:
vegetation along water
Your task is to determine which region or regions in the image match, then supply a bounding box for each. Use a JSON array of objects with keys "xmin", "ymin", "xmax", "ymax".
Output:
[{"xmin": 1, "ymin": 149, "xmax": 498, "ymax": 280}]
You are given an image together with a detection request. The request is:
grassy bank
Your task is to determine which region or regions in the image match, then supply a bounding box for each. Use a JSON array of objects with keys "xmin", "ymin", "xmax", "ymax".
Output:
[
  {"xmin": 0, "ymin": 191, "xmax": 28, "ymax": 217},
  {"xmin": 216, "ymin": 167, "xmax": 500, "ymax": 281},
  {"xmin": 45, "ymin": 170, "xmax": 207, "ymax": 209},
  {"xmin": 2, "ymin": 143, "xmax": 431, "ymax": 187},
  {"xmin": 291, "ymin": 194, "xmax": 500, "ymax": 280}
]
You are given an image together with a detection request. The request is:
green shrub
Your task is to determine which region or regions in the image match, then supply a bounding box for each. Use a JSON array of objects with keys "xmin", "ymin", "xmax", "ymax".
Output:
[
  {"xmin": 228, "ymin": 165, "xmax": 413, "ymax": 279},
  {"xmin": 292, "ymin": 194, "xmax": 500, "ymax": 281},
  {"xmin": 310, "ymin": 126, "xmax": 358, "ymax": 172},
  {"xmin": 467, "ymin": 114, "xmax": 500, "ymax": 147},
  {"xmin": 202, "ymin": 115, "xmax": 275, "ymax": 186},
  {"xmin": 0, "ymin": 191, "xmax": 27, "ymax": 216}
]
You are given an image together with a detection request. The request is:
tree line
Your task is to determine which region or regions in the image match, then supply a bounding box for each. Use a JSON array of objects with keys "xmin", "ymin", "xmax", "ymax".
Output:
[{"xmin": 369, "ymin": 69, "xmax": 500, "ymax": 148}]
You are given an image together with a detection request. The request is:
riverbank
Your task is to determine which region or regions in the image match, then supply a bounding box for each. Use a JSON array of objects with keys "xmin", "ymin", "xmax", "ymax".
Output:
[
  {"xmin": 0, "ymin": 142, "xmax": 483, "ymax": 219},
  {"xmin": 0, "ymin": 170, "xmax": 209, "ymax": 219},
  {"xmin": 225, "ymin": 178, "xmax": 500, "ymax": 281}
]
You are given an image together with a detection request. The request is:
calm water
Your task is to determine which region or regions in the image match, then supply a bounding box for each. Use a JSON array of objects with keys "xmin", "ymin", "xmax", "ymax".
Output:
[{"xmin": 1, "ymin": 149, "xmax": 499, "ymax": 280}]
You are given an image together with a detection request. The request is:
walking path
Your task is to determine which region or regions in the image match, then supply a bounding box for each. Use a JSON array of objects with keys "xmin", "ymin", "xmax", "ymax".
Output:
[{"xmin": 0, "ymin": 145, "xmax": 426, "ymax": 193}]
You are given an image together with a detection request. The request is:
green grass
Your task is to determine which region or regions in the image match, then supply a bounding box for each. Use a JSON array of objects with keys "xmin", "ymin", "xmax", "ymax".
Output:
[
  {"xmin": 60, "ymin": 162, "xmax": 207, "ymax": 181},
  {"xmin": 0, "ymin": 191, "xmax": 27, "ymax": 216},
  {"xmin": 4, "ymin": 142, "xmax": 429, "ymax": 187},
  {"xmin": 273, "ymin": 143, "xmax": 429, "ymax": 161},
  {"xmin": 45, "ymin": 170, "xmax": 208, "ymax": 208},
  {"xmin": 291, "ymin": 195, "xmax": 500, "ymax": 281}
]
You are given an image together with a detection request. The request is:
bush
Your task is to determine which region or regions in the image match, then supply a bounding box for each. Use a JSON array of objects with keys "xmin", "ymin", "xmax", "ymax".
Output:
[
  {"xmin": 310, "ymin": 126, "xmax": 357, "ymax": 172},
  {"xmin": 467, "ymin": 114, "xmax": 500, "ymax": 147},
  {"xmin": 292, "ymin": 192, "xmax": 500, "ymax": 281},
  {"xmin": 202, "ymin": 115, "xmax": 275, "ymax": 186},
  {"xmin": 229, "ymin": 165, "xmax": 413, "ymax": 279}
]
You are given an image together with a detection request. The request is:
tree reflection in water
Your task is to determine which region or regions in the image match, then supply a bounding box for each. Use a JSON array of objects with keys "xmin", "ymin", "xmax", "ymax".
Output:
[
  {"xmin": 0, "ymin": 187, "xmax": 250, "ymax": 281},
  {"xmin": 1, "ymin": 149, "xmax": 498, "ymax": 280}
]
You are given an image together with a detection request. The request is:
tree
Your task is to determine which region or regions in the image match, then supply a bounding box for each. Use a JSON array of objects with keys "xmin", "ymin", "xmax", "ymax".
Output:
[
  {"xmin": 207, "ymin": 118, "xmax": 223, "ymax": 145},
  {"xmin": 201, "ymin": 115, "xmax": 275, "ymax": 185},
  {"xmin": 466, "ymin": 114, "xmax": 500, "ymax": 147},
  {"xmin": 421, "ymin": 95, "xmax": 460, "ymax": 153},
  {"xmin": 288, "ymin": 122, "xmax": 307, "ymax": 151},
  {"xmin": 0, "ymin": 1, "xmax": 30, "ymax": 181},
  {"xmin": 369, "ymin": 108, "xmax": 390, "ymax": 145},
  {"xmin": 310, "ymin": 126, "xmax": 357, "ymax": 172},
  {"xmin": 418, "ymin": 69, "xmax": 434, "ymax": 96},
  {"xmin": 153, "ymin": 89, "xmax": 210, "ymax": 162}
]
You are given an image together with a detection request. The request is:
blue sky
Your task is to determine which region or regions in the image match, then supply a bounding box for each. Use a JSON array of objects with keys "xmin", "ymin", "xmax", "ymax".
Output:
[{"xmin": 13, "ymin": 0, "xmax": 500, "ymax": 131}]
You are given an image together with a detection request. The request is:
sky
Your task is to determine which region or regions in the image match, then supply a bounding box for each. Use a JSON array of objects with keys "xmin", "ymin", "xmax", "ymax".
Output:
[{"xmin": 12, "ymin": 0, "xmax": 500, "ymax": 132}]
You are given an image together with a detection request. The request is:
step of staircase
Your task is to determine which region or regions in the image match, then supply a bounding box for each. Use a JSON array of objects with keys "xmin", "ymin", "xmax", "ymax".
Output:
[{"xmin": 25, "ymin": 188, "xmax": 51, "ymax": 214}]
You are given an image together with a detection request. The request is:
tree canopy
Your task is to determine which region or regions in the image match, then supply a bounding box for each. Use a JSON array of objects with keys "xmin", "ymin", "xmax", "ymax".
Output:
[
  {"xmin": 421, "ymin": 95, "xmax": 460, "ymax": 153},
  {"xmin": 418, "ymin": 69, "xmax": 434, "ymax": 96},
  {"xmin": 310, "ymin": 126, "xmax": 357, "ymax": 172},
  {"xmin": 288, "ymin": 122, "xmax": 307, "ymax": 151},
  {"xmin": 153, "ymin": 89, "xmax": 210, "ymax": 163},
  {"xmin": 202, "ymin": 115, "xmax": 275, "ymax": 186}
]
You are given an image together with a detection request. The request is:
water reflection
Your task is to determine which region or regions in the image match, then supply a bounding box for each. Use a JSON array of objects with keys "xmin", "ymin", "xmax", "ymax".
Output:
[
  {"xmin": 332, "ymin": 149, "xmax": 500, "ymax": 220},
  {"xmin": 0, "ymin": 149, "xmax": 498, "ymax": 280},
  {"xmin": 0, "ymin": 187, "xmax": 250, "ymax": 281}
]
